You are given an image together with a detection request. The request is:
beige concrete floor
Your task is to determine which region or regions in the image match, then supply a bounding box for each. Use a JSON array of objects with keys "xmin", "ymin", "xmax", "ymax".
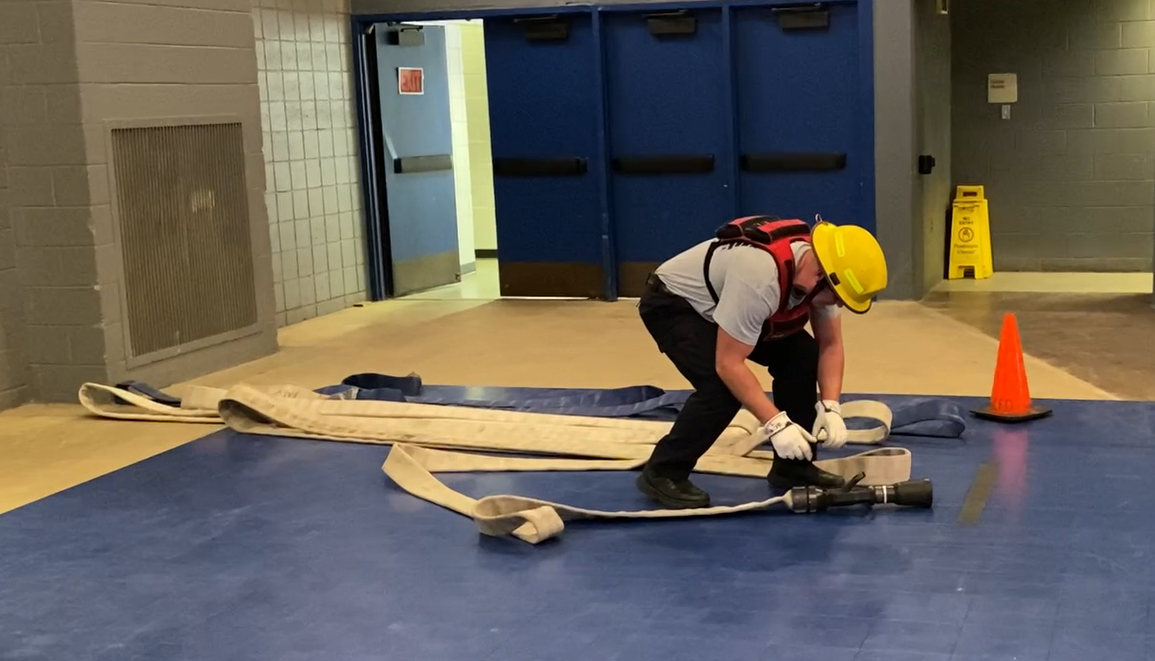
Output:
[{"xmin": 0, "ymin": 293, "xmax": 1120, "ymax": 516}]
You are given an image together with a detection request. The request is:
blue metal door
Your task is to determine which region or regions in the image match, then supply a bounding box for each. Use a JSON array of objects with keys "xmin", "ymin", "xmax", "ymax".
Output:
[
  {"xmin": 733, "ymin": 3, "xmax": 871, "ymax": 233},
  {"xmin": 375, "ymin": 23, "xmax": 459, "ymax": 296},
  {"xmin": 484, "ymin": 13, "xmax": 607, "ymax": 298},
  {"xmin": 603, "ymin": 8, "xmax": 733, "ymax": 297}
]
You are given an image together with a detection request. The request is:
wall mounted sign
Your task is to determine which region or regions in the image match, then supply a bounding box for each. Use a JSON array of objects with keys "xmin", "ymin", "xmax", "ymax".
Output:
[{"xmin": 398, "ymin": 67, "xmax": 424, "ymax": 95}]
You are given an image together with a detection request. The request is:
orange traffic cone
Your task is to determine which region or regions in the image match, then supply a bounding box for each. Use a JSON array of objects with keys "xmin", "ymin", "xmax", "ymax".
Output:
[{"xmin": 971, "ymin": 312, "xmax": 1052, "ymax": 422}]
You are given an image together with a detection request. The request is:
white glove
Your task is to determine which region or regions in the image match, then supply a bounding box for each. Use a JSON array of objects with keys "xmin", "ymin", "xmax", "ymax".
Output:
[
  {"xmin": 761, "ymin": 411, "xmax": 815, "ymax": 461},
  {"xmin": 813, "ymin": 399, "xmax": 849, "ymax": 449}
]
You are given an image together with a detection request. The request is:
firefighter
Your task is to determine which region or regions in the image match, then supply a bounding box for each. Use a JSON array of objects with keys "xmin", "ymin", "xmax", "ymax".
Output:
[{"xmin": 635, "ymin": 216, "xmax": 889, "ymax": 509}]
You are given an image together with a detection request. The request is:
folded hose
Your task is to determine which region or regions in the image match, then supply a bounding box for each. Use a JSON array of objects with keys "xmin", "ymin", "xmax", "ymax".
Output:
[{"xmin": 78, "ymin": 376, "xmax": 956, "ymax": 543}]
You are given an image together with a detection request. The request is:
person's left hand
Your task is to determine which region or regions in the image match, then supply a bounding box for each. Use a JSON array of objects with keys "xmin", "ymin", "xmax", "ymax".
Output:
[{"xmin": 812, "ymin": 400, "xmax": 848, "ymax": 449}]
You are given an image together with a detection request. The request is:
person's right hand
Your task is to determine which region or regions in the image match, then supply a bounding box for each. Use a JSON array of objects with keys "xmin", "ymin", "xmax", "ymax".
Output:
[{"xmin": 761, "ymin": 411, "xmax": 815, "ymax": 461}]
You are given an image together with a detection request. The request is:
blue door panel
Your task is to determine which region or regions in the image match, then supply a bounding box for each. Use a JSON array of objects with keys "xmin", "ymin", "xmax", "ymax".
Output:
[
  {"xmin": 603, "ymin": 8, "xmax": 732, "ymax": 296},
  {"xmin": 733, "ymin": 4, "xmax": 869, "ymax": 233},
  {"xmin": 375, "ymin": 24, "xmax": 459, "ymax": 296},
  {"xmin": 484, "ymin": 14, "xmax": 606, "ymax": 298}
]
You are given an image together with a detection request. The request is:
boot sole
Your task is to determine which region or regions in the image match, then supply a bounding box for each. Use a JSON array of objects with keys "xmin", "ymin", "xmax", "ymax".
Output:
[{"xmin": 636, "ymin": 473, "xmax": 710, "ymax": 509}]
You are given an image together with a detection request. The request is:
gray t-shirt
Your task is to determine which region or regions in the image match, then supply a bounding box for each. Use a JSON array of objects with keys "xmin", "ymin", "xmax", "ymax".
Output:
[{"xmin": 653, "ymin": 239, "xmax": 840, "ymax": 346}]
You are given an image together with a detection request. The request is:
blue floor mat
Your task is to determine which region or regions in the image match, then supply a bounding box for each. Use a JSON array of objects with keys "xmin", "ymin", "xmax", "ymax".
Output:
[{"xmin": 2, "ymin": 393, "xmax": 1155, "ymax": 660}]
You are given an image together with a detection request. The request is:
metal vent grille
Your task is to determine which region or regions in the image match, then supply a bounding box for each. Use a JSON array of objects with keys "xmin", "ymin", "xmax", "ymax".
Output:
[{"xmin": 110, "ymin": 122, "xmax": 258, "ymax": 359}]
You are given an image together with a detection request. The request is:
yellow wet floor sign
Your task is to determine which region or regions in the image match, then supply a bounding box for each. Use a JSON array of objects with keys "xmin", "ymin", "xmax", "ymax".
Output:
[{"xmin": 948, "ymin": 185, "xmax": 993, "ymax": 279}]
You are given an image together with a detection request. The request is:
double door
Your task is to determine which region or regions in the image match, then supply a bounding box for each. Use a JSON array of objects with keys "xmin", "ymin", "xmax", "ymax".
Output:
[{"xmin": 482, "ymin": 2, "xmax": 869, "ymax": 299}]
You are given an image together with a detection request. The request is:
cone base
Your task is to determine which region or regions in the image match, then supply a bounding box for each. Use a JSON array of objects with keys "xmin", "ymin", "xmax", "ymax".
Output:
[{"xmin": 970, "ymin": 403, "xmax": 1053, "ymax": 423}]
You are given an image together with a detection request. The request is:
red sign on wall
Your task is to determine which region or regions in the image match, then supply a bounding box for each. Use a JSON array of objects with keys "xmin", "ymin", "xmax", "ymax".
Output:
[{"xmin": 398, "ymin": 67, "xmax": 424, "ymax": 95}]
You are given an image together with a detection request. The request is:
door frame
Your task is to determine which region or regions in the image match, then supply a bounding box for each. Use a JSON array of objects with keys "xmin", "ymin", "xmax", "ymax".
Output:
[
  {"xmin": 351, "ymin": 20, "xmax": 393, "ymax": 300},
  {"xmin": 349, "ymin": 0, "xmax": 876, "ymax": 301}
]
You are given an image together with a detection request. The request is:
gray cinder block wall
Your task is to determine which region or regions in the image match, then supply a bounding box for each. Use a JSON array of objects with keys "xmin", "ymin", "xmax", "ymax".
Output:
[
  {"xmin": 952, "ymin": 0, "xmax": 1155, "ymax": 272},
  {"xmin": 69, "ymin": 0, "xmax": 280, "ymax": 394},
  {"xmin": 0, "ymin": 0, "xmax": 369, "ymax": 410},
  {"xmin": 0, "ymin": 0, "xmax": 280, "ymax": 406},
  {"xmin": 0, "ymin": 1, "xmax": 90, "ymax": 407},
  {"xmin": 0, "ymin": 123, "xmax": 20, "ymax": 410},
  {"xmin": 0, "ymin": 51, "xmax": 28, "ymax": 409}
]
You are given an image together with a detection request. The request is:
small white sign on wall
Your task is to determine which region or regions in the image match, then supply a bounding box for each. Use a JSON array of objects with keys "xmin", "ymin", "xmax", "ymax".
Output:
[
  {"xmin": 398, "ymin": 67, "xmax": 424, "ymax": 95},
  {"xmin": 987, "ymin": 73, "xmax": 1018, "ymax": 104}
]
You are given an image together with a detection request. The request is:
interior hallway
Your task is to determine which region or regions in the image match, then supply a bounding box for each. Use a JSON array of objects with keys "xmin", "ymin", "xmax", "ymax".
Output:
[{"xmin": 0, "ymin": 291, "xmax": 1127, "ymax": 516}]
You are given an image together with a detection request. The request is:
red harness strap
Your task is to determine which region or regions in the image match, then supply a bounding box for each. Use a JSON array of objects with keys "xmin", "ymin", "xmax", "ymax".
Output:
[{"xmin": 703, "ymin": 215, "xmax": 819, "ymax": 340}]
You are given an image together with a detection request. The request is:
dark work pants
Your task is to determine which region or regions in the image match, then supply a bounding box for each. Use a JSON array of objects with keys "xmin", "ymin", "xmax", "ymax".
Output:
[{"xmin": 638, "ymin": 277, "xmax": 820, "ymax": 481}]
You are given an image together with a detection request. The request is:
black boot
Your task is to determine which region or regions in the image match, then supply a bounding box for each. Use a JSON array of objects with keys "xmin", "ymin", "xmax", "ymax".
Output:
[
  {"xmin": 636, "ymin": 465, "xmax": 711, "ymax": 509},
  {"xmin": 766, "ymin": 443, "xmax": 846, "ymax": 491}
]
